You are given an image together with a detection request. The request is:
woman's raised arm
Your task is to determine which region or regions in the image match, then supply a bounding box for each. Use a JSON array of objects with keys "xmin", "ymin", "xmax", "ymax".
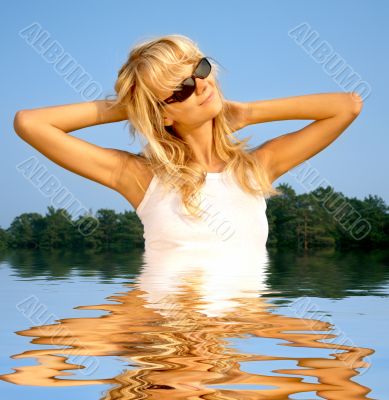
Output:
[
  {"xmin": 13, "ymin": 100, "xmax": 137, "ymax": 191},
  {"xmin": 246, "ymin": 92, "xmax": 363, "ymax": 183}
]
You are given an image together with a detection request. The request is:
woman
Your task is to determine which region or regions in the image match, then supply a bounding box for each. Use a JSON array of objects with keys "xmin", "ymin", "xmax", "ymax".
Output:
[{"xmin": 13, "ymin": 34, "xmax": 363, "ymax": 252}]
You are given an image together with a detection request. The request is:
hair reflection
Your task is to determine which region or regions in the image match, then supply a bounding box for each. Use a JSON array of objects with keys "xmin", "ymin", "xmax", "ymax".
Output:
[{"xmin": 0, "ymin": 245, "xmax": 374, "ymax": 399}]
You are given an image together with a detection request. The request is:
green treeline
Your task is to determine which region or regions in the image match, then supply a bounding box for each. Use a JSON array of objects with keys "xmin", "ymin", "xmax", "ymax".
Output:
[{"xmin": 0, "ymin": 184, "xmax": 387, "ymax": 251}]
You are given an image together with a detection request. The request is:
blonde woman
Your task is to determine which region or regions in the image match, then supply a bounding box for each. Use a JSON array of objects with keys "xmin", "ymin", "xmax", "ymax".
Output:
[{"xmin": 13, "ymin": 34, "xmax": 363, "ymax": 252}]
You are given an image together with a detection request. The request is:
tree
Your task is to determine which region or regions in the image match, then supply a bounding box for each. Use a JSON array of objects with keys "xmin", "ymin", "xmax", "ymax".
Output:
[{"xmin": 7, "ymin": 213, "xmax": 44, "ymax": 248}]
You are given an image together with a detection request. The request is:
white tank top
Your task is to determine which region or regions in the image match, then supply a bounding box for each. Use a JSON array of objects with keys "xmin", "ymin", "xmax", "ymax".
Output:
[{"xmin": 135, "ymin": 169, "xmax": 268, "ymax": 253}]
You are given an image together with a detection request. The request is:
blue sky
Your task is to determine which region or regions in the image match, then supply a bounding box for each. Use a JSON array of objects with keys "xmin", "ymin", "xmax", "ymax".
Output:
[{"xmin": 1, "ymin": 0, "xmax": 388, "ymax": 229}]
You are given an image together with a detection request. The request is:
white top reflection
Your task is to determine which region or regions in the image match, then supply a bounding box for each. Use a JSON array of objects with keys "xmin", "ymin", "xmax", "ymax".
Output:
[{"xmin": 135, "ymin": 245, "xmax": 271, "ymax": 318}]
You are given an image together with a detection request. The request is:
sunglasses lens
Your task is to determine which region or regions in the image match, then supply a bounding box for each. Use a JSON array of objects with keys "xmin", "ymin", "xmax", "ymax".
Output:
[
  {"xmin": 196, "ymin": 58, "xmax": 212, "ymax": 78},
  {"xmin": 175, "ymin": 78, "xmax": 195, "ymax": 101}
]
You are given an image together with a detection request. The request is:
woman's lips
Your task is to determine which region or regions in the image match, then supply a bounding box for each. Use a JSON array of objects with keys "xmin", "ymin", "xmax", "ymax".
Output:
[{"xmin": 201, "ymin": 91, "xmax": 214, "ymax": 105}]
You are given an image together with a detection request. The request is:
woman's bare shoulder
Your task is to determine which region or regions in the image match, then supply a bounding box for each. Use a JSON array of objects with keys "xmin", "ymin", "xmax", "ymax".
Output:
[{"xmin": 113, "ymin": 150, "xmax": 154, "ymax": 210}]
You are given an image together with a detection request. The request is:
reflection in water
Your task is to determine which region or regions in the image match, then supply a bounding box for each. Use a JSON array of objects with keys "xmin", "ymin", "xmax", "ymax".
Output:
[{"xmin": 0, "ymin": 245, "xmax": 374, "ymax": 399}]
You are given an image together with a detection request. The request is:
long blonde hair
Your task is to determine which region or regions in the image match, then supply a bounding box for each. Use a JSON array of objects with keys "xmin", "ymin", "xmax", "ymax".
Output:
[{"xmin": 107, "ymin": 34, "xmax": 281, "ymax": 220}]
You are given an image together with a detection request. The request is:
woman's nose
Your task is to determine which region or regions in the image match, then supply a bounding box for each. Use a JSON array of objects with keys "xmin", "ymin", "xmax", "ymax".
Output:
[{"xmin": 195, "ymin": 76, "xmax": 208, "ymax": 95}]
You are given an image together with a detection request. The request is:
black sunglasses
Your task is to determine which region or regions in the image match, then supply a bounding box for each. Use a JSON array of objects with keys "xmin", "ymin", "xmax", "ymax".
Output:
[{"xmin": 163, "ymin": 57, "xmax": 212, "ymax": 104}]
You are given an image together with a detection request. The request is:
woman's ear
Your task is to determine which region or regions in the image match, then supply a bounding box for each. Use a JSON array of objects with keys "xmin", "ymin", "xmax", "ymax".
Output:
[{"xmin": 164, "ymin": 116, "xmax": 173, "ymax": 127}]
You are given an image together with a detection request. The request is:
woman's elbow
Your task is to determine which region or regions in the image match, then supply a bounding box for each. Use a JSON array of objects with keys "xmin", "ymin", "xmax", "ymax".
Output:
[
  {"xmin": 348, "ymin": 92, "xmax": 364, "ymax": 115},
  {"xmin": 14, "ymin": 110, "xmax": 35, "ymax": 137}
]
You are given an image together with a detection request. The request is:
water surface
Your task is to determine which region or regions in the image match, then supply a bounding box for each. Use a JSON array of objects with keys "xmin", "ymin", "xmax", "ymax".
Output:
[{"xmin": 0, "ymin": 247, "xmax": 388, "ymax": 399}]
